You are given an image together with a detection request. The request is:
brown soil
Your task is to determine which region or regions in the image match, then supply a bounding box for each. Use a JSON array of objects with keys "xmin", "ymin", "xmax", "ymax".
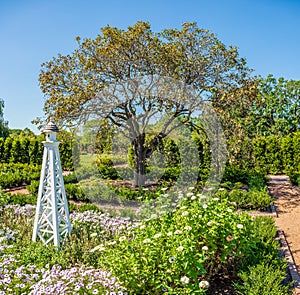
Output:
[{"xmin": 4, "ymin": 186, "xmax": 29, "ymax": 195}]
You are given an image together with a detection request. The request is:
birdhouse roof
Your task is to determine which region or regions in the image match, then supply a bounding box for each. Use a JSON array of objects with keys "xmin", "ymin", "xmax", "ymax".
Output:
[{"xmin": 44, "ymin": 121, "xmax": 59, "ymax": 133}]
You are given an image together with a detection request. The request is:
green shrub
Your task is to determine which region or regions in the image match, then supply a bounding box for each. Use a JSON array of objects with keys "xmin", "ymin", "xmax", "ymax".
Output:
[
  {"xmin": 97, "ymin": 197, "xmax": 254, "ymax": 294},
  {"xmin": 234, "ymin": 262, "xmax": 291, "ymax": 295},
  {"xmin": 247, "ymin": 189, "xmax": 273, "ymax": 210},
  {"xmin": 27, "ymin": 180, "xmax": 39, "ymax": 194},
  {"xmin": 78, "ymin": 203, "xmax": 101, "ymax": 212},
  {"xmin": 63, "ymin": 172, "xmax": 78, "ymax": 184},
  {"xmin": 287, "ymin": 170, "xmax": 300, "ymax": 186},
  {"xmin": 0, "ymin": 190, "xmax": 10, "ymax": 206},
  {"xmin": 11, "ymin": 241, "xmax": 69, "ymax": 269},
  {"xmin": 248, "ymin": 171, "xmax": 267, "ymax": 190},
  {"xmin": 65, "ymin": 183, "xmax": 87, "ymax": 202},
  {"xmin": 229, "ymin": 189, "xmax": 249, "ymax": 208},
  {"xmin": 223, "ymin": 165, "xmax": 248, "ymax": 183},
  {"xmin": 96, "ymin": 154, "xmax": 113, "ymax": 167},
  {"xmin": 97, "ymin": 164, "xmax": 119, "ymax": 179},
  {"xmin": 0, "ymin": 163, "xmax": 40, "ymax": 189},
  {"xmin": 7, "ymin": 193, "xmax": 37, "ymax": 206}
]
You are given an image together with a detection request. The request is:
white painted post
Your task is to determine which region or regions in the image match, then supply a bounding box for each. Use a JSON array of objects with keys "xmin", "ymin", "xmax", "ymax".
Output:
[{"xmin": 32, "ymin": 122, "xmax": 72, "ymax": 247}]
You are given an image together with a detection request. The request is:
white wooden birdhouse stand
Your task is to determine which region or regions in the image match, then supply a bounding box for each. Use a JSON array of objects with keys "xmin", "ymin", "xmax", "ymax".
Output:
[{"xmin": 32, "ymin": 122, "xmax": 72, "ymax": 247}]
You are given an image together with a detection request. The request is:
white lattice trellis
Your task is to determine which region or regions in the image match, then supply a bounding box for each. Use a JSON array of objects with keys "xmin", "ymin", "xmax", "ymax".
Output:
[{"xmin": 32, "ymin": 122, "xmax": 72, "ymax": 247}]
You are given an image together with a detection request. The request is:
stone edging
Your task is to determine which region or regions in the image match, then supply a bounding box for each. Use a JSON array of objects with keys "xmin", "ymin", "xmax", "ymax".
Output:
[{"xmin": 277, "ymin": 230, "xmax": 300, "ymax": 294}]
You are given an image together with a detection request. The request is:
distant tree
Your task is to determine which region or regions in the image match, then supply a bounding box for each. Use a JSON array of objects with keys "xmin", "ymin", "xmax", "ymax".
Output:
[
  {"xmin": 20, "ymin": 128, "xmax": 35, "ymax": 137},
  {"xmin": 0, "ymin": 138, "xmax": 4, "ymax": 161},
  {"xmin": 0, "ymin": 99, "xmax": 9, "ymax": 138},
  {"xmin": 9, "ymin": 129, "xmax": 22, "ymax": 137},
  {"xmin": 38, "ymin": 21, "xmax": 252, "ymax": 186},
  {"xmin": 10, "ymin": 138, "xmax": 22, "ymax": 163},
  {"xmin": 3, "ymin": 136, "xmax": 13, "ymax": 162},
  {"xmin": 248, "ymin": 75, "xmax": 300, "ymax": 137}
]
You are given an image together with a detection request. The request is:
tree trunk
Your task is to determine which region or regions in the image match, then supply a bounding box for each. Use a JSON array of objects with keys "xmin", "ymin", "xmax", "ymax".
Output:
[{"xmin": 133, "ymin": 133, "xmax": 147, "ymax": 187}]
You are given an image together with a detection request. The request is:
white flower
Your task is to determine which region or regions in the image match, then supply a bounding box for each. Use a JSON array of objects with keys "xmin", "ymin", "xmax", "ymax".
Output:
[
  {"xmin": 213, "ymin": 197, "xmax": 219, "ymax": 201},
  {"xmin": 143, "ymin": 238, "xmax": 151, "ymax": 243},
  {"xmin": 140, "ymin": 224, "xmax": 146, "ymax": 230},
  {"xmin": 174, "ymin": 230, "xmax": 182, "ymax": 235},
  {"xmin": 169, "ymin": 256, "xmax": 176, "ymax": 263},
  {"xmin": 90, "ymin": 244, "xmax": 105, "ymax": 252},
  {"xmin": 151, "ymin": 214, "xmax": 158, "ymax": 219},
  {"xmin": 163, "ymin": 194, "xmax": 169, "ymax": 198},
  {"xmin": 207, "ymin": 221, "xmax": 214, "ymax": 226},
  {"xmin": 227, "ymin": 208, "xmax": 233, "ymax": 213},
  {"xmin": 199, "ymin": 280, "xmax": 209, "ymax": 289},
  {"xmin": 180, "ymin": 276, "xmax": 190, "ymax": 284},
  {"xmin": 176, "ymin": 246, "xmax": 184, "ymax": 252},
  {"xmin": 182, "ymin": 211, "xmax": 189, "ymax": 217},
  {"xmin": 218, "ymin": 188, "xmax": 225, "ymax": 191},
  {"xmin": 202, "ymin": 204, "xmax": 208, "ymax": 209},
  {"xmin": 161, "ymin": 187, "xmax": 168, "ymax": 191},
  {"xmin": 167, "ymin": 231, "xmax": 173, "ymax": 236},
  {"xmin": 187, "ymin": 192, "xmax": 193, "ymax": 197},
  {"xmin": 237, "ymin": 224, "xmax": 244, "ymax": 229},
  {"xmin": 202, "ymin": 246, "xmax": 208, "ymax": 251},
  {"xmin": 154, "ymin": 233, "xmax": 162, "ymax": 239},
  {"xmin": 200, "ymin": 196, "xmax": 207, "ymax": 201},
  {"xmin": 188, "ymin": 186, "xmax": 194, "ymax": 190},
  {"xmin": 180, "ymin": 206, "xmax": 187, "ymax": 210},
  {"xmin": 184, "ymin": 226, "xmax": 192, "ymax": 231},
  {"xmin": 191, "ymin": 195, "xmax": 197, "ymax": 201},
  {"xmin": 90, "ymin": 232, "xmax": 97, "ymax": 237},
  {"xmin": 119, "ymin": 236, "xmax": 127, "ymax": 242}
]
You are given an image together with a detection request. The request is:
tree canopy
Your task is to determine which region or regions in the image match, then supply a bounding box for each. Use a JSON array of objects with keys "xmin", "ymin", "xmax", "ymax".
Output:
[{"xmin": 38, "ymin": 21, "xmax": 252, "ymax": 186}]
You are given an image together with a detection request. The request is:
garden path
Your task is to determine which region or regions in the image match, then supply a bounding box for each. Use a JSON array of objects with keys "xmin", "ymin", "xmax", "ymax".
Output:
[{"xmin": 267, "ymin": 175, "xmax": 300, "ymax": 294}]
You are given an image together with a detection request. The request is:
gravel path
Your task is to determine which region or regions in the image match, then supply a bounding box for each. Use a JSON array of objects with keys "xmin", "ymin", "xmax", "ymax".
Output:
[{"xmin": 267, "ymin": 175, "xmax": 300, "ymax": 294}]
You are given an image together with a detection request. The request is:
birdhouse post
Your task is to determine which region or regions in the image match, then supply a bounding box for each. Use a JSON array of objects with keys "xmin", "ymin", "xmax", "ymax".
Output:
[{"xmin": 32, "ymin": 122, "xmax": 72, "ymax": 247}]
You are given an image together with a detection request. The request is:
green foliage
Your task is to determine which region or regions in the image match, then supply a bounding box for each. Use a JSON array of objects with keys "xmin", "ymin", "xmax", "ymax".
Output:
[
  {"xmin": 287, "ymin": 170, "xmax": 300, "ymax": 186},
  {"xmin": 2, "ymin": 136, "xmax": 13, "ymax": 162},
  {"xmin": 29, "ymin": 139, "xmax": 43, "ymax": 165},
  {"xmin": 97, "ymin": 197, "xmax": 253, "ymax": 294},
  {"xmin": 250, "ymin": 75, "xmax": 300, "ymax": 137},
  {"xmin": 26, "ymin": 180, "xmax": 39, "ymax": 194},
  {"xmin": 63, "ymin": 172, "xmax": 78, "ymax": 184},
  {"xmin": 77, "ymin": 203, "xmax": 101, "ymax": 212},
  {"xmin": 222, "ymin": 165, "xmax": 248, "ymax": 183},
  {"xmin": 12, "ymin": 241, "xmax": 69, "ymax": 269},
  {"xmin": 0, "ymin": 188, "xmax": 290, "ymax": 294},
  {"xmin": 128, "ymin": 144, "xmax": 135, "ymax": 169},
  {"xmin": 0, "ymin": 131, "xmax": 74, "ymax": 170},
  {"xmin": 65, "ymin": 183, "xmax": 87, "ymax": 202},
  {"xmin": 0, "ymin": 98, "xmax": 9, "ymax": 138},
  {"xmin": 6, "ymin": 193, "xmax": 37, "ymax": 206},
  {"xmin": 253, "ymin": 135, "xmax": 282, "ymax": 174},
  {"xmin": 235, "ymin": 262, "xmax": 291, "ymax": 295},
  {"xmin": 0, "ymin": 163, "xmax": 40, "ymax": 189},
  {"xmin": 216, "ymin": 171, "xmax": 272, "ymax": 210}
]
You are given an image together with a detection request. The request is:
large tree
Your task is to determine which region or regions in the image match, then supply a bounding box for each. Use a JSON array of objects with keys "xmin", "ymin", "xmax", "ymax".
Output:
[{"xmin": 38, "ymin": 21, "xmax": 252, "ymax": 186}]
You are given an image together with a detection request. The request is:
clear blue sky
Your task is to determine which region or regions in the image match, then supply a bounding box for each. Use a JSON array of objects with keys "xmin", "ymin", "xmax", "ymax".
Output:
[{"xmin": 1, "ymin": 0, "xmax": 300, "ymax": 133}]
